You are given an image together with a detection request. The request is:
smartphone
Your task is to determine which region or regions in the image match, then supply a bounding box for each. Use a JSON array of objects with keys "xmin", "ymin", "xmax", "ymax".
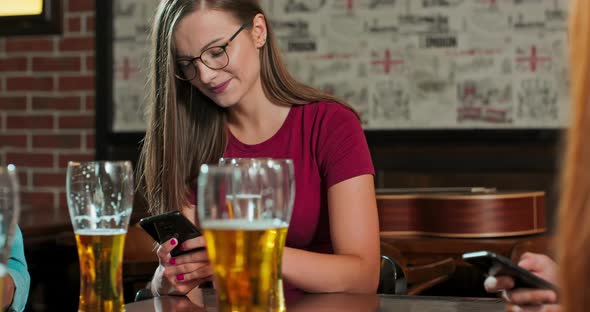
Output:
[
  {"xmin": 139, "ymin": 211, "xmax": 203, "ymax": 257},
  {"xmin": 462, "ymin": 251, "xmax": 557, "ymax": 291}
]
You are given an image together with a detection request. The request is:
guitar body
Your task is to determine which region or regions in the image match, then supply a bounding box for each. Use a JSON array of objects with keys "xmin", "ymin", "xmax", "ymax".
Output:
[{"xmin": 377, "ymin": 190, "xmax": 546, "ymax": 238}]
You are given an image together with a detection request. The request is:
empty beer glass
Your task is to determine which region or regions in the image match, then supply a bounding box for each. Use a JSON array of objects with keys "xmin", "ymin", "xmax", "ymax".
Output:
[
  {"xmin": 0, "ymin": 165, "xmax": 21, "ymax": 307},
  {"xmin": 198, "ymin": 160, "xmax": 293, "ymax": 312},
  {"xmin": 66, "ymin": 161, "xmax": 134, "ymax": 312}
]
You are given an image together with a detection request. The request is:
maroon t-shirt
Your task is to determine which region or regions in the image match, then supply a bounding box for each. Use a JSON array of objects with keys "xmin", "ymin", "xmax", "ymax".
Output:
[{"xmin": 223, "ymin": 101, "xmax": 375, "ymax": 253}]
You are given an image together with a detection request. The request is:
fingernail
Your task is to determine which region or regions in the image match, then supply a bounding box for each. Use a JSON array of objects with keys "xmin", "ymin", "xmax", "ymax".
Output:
[
  {"xmin": 179, "ymin": 244, "xmax": 184, "ymax": 250},
  {"xmin": 511, "ymin": 305, "xmax": 522, "ymax": 312},
  {"xmin": 501, "ymin": 290, "xmax": 510, "ymax": 302},
  {"xmin": 177, "ymin": 274, "xmax": 184, "ymax": 281},
  {"xmin": 169, "ymin": 258, "xmax": 176, "ymax": 265},
  {"xmin": 170, "ymin": 238, "xmax": 177, "ymax": 246},
  {"xmin": 484, "ymin": 276, "xmax": 497, "ymax": 289}
]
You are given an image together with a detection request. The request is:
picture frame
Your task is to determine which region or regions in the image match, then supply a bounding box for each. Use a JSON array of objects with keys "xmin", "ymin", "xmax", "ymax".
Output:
[
  {"xmin": 95, "ymin": 0, "xmax": 562, "ymax": 166},
  {"xmin": 0, "ymin": 0, "xmax": 62, "ymax": 36}
]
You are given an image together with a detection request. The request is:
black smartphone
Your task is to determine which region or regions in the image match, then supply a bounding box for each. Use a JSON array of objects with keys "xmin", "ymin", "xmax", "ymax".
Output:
[
  {"xmin": 139, "ymin": 211, "xmax": 203, "ymax": 257},
  {"xmin": 462, "ymin": 251, "xmax": 557, "ymax": 291}
]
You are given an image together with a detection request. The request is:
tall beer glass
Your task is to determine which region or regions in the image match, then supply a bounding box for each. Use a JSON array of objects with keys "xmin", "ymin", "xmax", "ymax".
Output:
[
  {"xmin": 67, "ymin": 161, "xmax": 134, "ymax": 312},
  {"xmin": 198, "ymin": 160, "xmax": 293, "ymax": 312},
  {"xmin": 0, "ymin": 165, "xmax": 21, "ymax": 307},
  {"xmin": 218, "ymin": 158, "xmax": 295, "ymax": 311}
]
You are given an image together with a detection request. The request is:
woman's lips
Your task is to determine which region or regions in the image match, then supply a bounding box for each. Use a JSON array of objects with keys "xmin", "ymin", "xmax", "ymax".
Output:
[{"xmin": 210, "ymin": 79, "xmax": 231, "ymax": 94}]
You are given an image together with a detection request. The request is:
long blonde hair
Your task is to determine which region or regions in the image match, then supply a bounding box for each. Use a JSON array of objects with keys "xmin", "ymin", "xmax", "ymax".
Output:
[
  {"xmin": 558, "ymin": 0, "xmax": 590, "ymax": 310},
  {"xmin": 138, "ymin": 0, "xmax": 353, "ymax": 215}
]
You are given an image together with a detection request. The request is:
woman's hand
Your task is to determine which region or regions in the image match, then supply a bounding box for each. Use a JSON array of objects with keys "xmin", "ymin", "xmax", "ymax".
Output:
[
  {"xmin": 484, "ymin": 252, "xmax": 559, "ymax": 310},
  {"xmin": 151, "ymin": 236, "xmax": 213, "ymax": 296},
  {"xmin": 153, "ymin": 288, "xmax": 207, "ymax": 312}
]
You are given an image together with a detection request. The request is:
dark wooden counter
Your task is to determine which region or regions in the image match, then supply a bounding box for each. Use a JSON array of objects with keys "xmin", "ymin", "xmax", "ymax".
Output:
[{"xmin": 126, "ymin": 288, "xmax": 506, "ymax": 312}]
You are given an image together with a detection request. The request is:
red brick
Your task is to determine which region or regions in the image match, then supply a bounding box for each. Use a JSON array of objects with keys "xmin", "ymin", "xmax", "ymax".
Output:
[
  {"xmin": 0, "ymin": 134, "xmax": 28, "ymax": 148},
  {"xmin": 0, "ymin": 96, "xmax": 27, "ymax": 110},
  {"xmin": 68, "ymin": 0, "xmax": 95, "ymax": 12},
  {"xmin": 86, "ymin": 16, "xmax": 96, "ymax": 32},
  {"xmin": 58, "ymin": 76, "xmax": 94, "ymax": 91},
  {"xmin": 86, "ymin": 133, "xmax": 95, "ymax": 149},
  {"xmin": 32, "ymin": 56, "xmax": 81, "ymax": 72},
  {"xmin": 32, "ymin": 96, "xmax": 81, "ymax": 111},
  {"xmin": 33, "ymin": 172, "xmax": 66, "ymax": 187},
  {"xmin": 58, "ymin": 153, "xmax": 95, "ymax": 168},
  {"xmin": 86, "ymin": 55, "xmax": 95, "ymax": 71},
  {"xmin": 5, "ymin": 38, "xmax": 53, "ymax": 52},
  {"xmin": 58, "ymin": 115, "xmax": 93, "ymax": 129},
  {"xmin": 6, "ymin": 115, "xmax": 53, "ymax": 129},
  {"xmin": 0, "ymin": 57, "xmax": 27, "ymax": 71},
  {"xmin": 17, "ymin": 172, "xmax": 28, "ymax": 187},
  {"xmin": 6, "ymin": 77, "xmax": 53, "ymax": 91},
  {"xmin": 33, "ymin": 134, "xmax": 82, "ymax": 149},
  {"xmin": 22, "ymin": 191, "xmax": 54, "ymax": 210},
  {"xmin": 59, "ymin": 37, "xmax": 94, "ymax": 52},
  {"xmin": 59, "ymin": 191, "xmax": 67, "ymax": 211},
  {"xmin": 85, "ymin": 95, "xmax": 95, "ymax": 110},
  {"xmin": 6, "ymin": 152, "xmax": 54, "ymax": 168},
  {"xmin": 67, "ymin": 17, "xmax": 82, "ymax": 33}
]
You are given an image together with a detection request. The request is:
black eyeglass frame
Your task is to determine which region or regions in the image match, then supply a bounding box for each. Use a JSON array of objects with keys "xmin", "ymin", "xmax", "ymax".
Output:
[{"xmin": 174, "ymin": 23, "xmax": 249, "ymax": 81}]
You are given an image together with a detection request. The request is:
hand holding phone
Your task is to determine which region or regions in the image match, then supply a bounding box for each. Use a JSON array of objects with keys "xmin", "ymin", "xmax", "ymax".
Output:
[
  {"xmin": 462, "ymin": 251, "xmax": 557, "ymax": 291},
  {"xmin": 139, "ymin": 211, "xmax": 204, "ymax": 257}
]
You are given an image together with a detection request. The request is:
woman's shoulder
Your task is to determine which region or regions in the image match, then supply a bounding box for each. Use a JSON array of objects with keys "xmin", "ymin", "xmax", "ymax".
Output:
[{"xmin": 300, "ymin": 101, "xmax": 359, "ymax": 121}]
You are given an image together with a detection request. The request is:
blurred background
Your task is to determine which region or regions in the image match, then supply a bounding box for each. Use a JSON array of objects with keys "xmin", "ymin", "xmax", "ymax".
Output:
[{"xmin": 0, "ymin": 0, "xmax": 567, "ymax": 310}]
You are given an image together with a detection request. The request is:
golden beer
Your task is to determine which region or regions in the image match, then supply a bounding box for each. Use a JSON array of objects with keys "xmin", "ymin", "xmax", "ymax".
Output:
[
  {"xmin": 203, "ymin": 219, "xmax": 288, "ymax": 312},
  {"xmin": 75, "ymin": 229, "xmax": 126, "ymax": 312}
]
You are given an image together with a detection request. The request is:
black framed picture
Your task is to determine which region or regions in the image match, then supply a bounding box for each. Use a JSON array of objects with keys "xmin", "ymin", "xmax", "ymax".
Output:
[
  {"xmin": 95, "ymin": 0, "xmax": 564, "ymax": 164},
  {"xmin": 0, "ymin": 0, "xmax": 61, "ymax": 36}
]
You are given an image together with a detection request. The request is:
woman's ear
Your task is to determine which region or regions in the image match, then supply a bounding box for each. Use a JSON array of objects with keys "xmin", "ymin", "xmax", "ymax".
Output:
[{"xmin": 251, "ymin": 13, "xmax": 267, "ymax": 48}]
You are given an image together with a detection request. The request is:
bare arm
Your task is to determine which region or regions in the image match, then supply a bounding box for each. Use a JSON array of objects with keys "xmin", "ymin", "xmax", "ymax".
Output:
[
  {"xmin": 281, "ymin": 175, "xmax": 380, "ymax": 293},
  {"xmin": 2, "ymin": 275, "xmax": 15, "ymax": 309}
]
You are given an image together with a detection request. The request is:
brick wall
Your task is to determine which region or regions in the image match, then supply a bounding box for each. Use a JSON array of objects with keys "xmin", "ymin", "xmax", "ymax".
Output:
[{"xmin": 0, "ymin": 0, "xmax": 96, "ymax": 215}]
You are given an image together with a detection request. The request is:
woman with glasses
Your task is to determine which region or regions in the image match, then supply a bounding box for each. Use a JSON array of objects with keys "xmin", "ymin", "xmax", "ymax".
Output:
[{"xmin": 139, "ymin": 0, "xmax": 380, "ymax": 298}]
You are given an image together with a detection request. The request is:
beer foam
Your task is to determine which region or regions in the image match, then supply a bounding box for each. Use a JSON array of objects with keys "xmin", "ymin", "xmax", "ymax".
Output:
[
  {"xmin": 201, "ymin": 219, "xmax": 288, "ymax": 230},
  {"xmin": 75, "ymin": 228, "xmax": 127, "ymax": 235},
  {"xmin": 72, "ymin": 209, "xmax": 131, "ymax": 226},
  {"xmin": 0, "ymin": 263, "xmax": 6, "ymax": 277}
]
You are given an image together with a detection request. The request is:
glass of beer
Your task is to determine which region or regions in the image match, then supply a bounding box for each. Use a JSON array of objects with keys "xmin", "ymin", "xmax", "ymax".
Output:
[
  {"xmin": 198, "ymin": 160, "xmax": 293, "ymax": 312},
  {"xmin": 0, "ymin": 165, "xmax": 21, "ymax": 308},
  {"xmin": 66, "ymin": 161, "xmax": 134, "ymax": 312},
  {"xmin": 218, "ymin": 158, "xmax": 295, "ymax": 311}
]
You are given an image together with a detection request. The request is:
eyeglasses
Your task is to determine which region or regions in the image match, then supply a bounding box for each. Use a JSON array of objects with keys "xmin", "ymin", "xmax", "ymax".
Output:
[{"xmin": 175, "ymin": 24, "xmax": 248, "ymax": 81}]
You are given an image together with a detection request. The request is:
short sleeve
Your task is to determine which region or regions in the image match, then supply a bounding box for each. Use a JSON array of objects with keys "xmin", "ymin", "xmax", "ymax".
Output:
[
  {"xmin": 7, "ymin": 225, "xmax": 30, "ymax": 312},
  {"xmin": 316, "ymin": 104, "xmax": 375, "ymax": 188}
]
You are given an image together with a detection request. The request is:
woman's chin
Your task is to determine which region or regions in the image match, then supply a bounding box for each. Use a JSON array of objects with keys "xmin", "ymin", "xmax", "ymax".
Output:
[{"xmin": 212, "ymin": 97, "xmax": 238, "ymax": 109}]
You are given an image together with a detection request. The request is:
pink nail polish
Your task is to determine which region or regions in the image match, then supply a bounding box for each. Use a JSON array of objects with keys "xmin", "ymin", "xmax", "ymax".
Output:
[
  {"xmin": 169, "ymin": 258, "xmax": 176, "ymax": 265},
  {"xmin": 177, "ymin": 274, "xmax": 184, "ymax": 281},
  {"xmin": 170, "ymin": 238, "xmax": 177, "ymax": 246}
]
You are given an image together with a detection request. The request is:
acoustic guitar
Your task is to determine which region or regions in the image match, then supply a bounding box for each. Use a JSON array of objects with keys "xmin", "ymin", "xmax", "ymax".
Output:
[{"xmin": 377, "ymin": 187, "xmax": 546, "ymax": 238}]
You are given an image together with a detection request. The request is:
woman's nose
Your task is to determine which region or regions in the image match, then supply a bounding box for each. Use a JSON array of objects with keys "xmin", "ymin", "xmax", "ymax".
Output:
[{"xmin": 195, "ymin": 61, "xmax": 217, "ymax": 84}]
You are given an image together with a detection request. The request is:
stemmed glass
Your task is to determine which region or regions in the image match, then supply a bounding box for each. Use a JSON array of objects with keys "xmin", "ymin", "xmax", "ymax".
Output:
[
  {"xmin": 66, "ymin": 161, "xmax": 134, "ymax": 312},
  {"xmin": 0, "ymin": 165, "xmax": 21, "ymax": 307}
]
